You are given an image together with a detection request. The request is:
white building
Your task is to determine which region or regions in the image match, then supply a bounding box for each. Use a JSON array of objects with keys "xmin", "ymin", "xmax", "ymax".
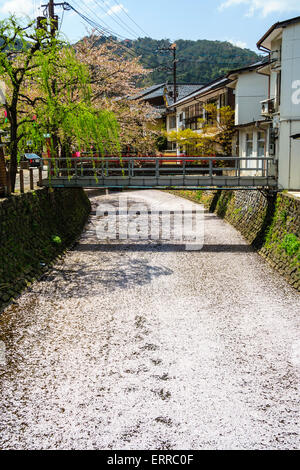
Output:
[
  {"xmin": 227, "ymin": 60, "xmax": 272, "ymax": 176},
  {"xmin": 257, "ymin": 16, "xmax": 300, "ymax": 190},
  {"xmin": 167, "ymin": 16, "xmax": 300, "ymax": 189},
  {"xmin": 167, "ymin": 77, "xmax": 234, "ymax": 155}
]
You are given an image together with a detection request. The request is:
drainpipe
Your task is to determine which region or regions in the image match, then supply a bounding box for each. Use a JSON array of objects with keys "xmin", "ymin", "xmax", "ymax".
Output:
[
  {"xmin": 289, "ymin": 120, "xmax": 292, "ymax": 189},
  {"xmin": 257, "ymin": 46, "xmax": 271, "ymax": 99}
]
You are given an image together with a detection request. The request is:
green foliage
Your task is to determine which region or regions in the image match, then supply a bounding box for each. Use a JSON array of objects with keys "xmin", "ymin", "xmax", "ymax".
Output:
[
  {"xmin": 280, "ymin": 234, "xmax": 300, "ymax": 257},
  {"xmin": 19, "ymin": 45, "xmax": 120, "ymax": 159},
  {"xmin": 0, "ymin": 16, "xmax": 120, "ymax": 191},
  {"xmin": 156, "ymin": 134, "xmax": 168, "ymax": 152},
  {"xmin": 279, "ymin": 209, "xmax": 288, "ymax": 222},
  {"xmin": 52, "ymin": 235, "xmax": 62, "ymax": 244},
  {"xmin": 215, "ymin": 191, "xmax": 233, "ymax": 218},
  {"xmin": 167, "ymin": 104, "xmax": 234, "ymax": 156},
  {"xmin": 120, "ymin": 38, "xmax": 260, "ymax": 86}
]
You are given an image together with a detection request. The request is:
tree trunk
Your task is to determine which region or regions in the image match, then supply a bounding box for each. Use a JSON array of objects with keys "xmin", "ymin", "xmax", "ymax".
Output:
[
  {"xmin": 9, "ymin": 124, "xmax": 18, "ymax": 193},
  {"xmin": 0, "ymin": 137, "xmax": 7, "ymax": 195}
]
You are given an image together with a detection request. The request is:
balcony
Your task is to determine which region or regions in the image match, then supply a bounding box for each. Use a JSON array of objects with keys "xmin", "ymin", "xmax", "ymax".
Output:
[{"xmin": 261, "ymin": 98, "xmax": 275, "ymax": 117}]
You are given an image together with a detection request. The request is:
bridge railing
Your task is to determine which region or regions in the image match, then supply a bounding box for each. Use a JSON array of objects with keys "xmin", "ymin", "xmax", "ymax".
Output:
[{"xmin": 42, "ymin": 155, "xmax": 276, "ymax": 180}]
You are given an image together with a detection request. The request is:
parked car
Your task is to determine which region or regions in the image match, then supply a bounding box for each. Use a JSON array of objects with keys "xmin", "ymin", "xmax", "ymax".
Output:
[{"xmin": 20, "ymin": 153, "xmax": 42, "ymax": 168}]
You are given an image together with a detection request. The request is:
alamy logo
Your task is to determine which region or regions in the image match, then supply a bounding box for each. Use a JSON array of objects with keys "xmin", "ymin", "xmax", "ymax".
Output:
[
  {"xmin": 291, "ymin": 339, "xmax": 300, "ymax": 368},
  {"xmin": 95, "ymin": 195, "xmax": 204, "ymax": 251},
  {"xmin": 291, "ymin": 80, "xmax": 300, "ymax": 105},
  {"xmin": 0, "ymin": 341, "xmax": 6, "ymax": 367}
]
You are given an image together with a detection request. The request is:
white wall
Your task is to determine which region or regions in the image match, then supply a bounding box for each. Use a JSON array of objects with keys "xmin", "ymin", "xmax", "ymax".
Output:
[
  {"xmin": 281, "ymin": 23, "xmax": 300, "ymax": 119},
  {"xmin": 272, "ymin": 23, "xmax": 300, "ymax": 189},
  {"xmin": 235, "ymin": 72, "xmax": 268, "ymax": 125},
  {"xmin": 278, "ymin": 120, "xmax": 300, "ymax": 190}
]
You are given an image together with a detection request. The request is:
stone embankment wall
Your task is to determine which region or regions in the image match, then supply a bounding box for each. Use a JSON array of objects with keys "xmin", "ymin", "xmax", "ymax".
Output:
[
  {"xmin": 0, "ymin": 188, "xmax": 91, "ymax": 311},
  {"xmin": 172, "ymin": 190, "xmax": 300, "ymax": 291}
]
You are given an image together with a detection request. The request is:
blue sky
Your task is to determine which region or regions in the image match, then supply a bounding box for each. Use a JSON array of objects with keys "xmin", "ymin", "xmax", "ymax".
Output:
[{"xmin": 1, "ymin": 1, "xmax": 300, "ymax": 51}]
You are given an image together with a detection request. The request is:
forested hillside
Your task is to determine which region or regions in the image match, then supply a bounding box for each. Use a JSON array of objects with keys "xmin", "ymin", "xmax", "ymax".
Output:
[{"xmin": 123, "ymin": 37, "xmax": 261, "ymax": 86}]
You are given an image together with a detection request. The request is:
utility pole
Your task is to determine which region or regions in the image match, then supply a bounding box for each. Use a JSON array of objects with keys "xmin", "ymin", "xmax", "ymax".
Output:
[
  {"xmin": 49, "ymin": 0, "xmax": 59, "ymax": 36},
  {"xmin": 157, "ymin": 43, "xmax": 178, "ymax": 103},
  {"xmin": 49, "ymin": 0, "xmax": 55, "ymax": 33},
  {"xmin": 40, "ymin": 1, "xmax": 60, "ymax": 160},
  {"xmin": 170, "ymin": 43, "xmax": 177, "ymax": 103},
  {"xmin": 40, "ymin": 1, "xmax": 59, "ymax": 35}
]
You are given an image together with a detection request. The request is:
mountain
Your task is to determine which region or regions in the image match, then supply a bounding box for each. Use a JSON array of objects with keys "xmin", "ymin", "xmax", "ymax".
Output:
[{"xmin": 122, "ymin": 37, "xmax": 261, "ymax": 86}]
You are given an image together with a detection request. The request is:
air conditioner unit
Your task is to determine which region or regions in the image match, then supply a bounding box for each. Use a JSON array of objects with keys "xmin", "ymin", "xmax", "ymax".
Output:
[{"xmin": 261, "ymin": 98, "xmax": 275, "ymax": 117}]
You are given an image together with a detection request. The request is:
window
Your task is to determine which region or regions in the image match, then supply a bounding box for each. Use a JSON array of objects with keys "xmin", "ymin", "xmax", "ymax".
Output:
[
  {"xmin": 219, "ymin": 93, "xmax": 226, "ymax": 108},
  {"xmin": 257, "ymin": 131, "xmax": 266, "ymax": 174},
  {"xmin": 245, "ymin": 132, "xmax": 253, "ymax": 157},
  {"xmin": 179, "ymin": 113, "xmax": 183, "ymax": 122},
  {"xmin": 189, "ymin": 105, "xmax": 195, "ymax": 118},
  {"xmin": 195, "ymin": 103, "xmax": 201, "ymax": 116},
  {"xmin": 167, "ymin": 141, "xmax": 177, "ymax": 151},
  {"xmin": 169, "ymin": 115, "xmax": 176, "ymax": 129},
  {"xmin": 205, "ymin": 100, "xmax": 216, "ymax": 125},
  {"xmin": 257, "ymin": 131, "xmax": 265, "ymax": 158}
]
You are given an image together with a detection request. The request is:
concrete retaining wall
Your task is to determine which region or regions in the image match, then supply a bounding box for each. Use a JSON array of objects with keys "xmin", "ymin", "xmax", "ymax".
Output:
[
  {"xmin": 171, "ymin": 189, "xmax": 300, "ymax": 291},
  {"xmin": 0, "ymin": 188, "xmax": 91, "ymax": 311}
]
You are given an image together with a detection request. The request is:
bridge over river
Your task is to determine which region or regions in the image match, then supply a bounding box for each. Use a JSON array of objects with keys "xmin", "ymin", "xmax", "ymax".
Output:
[
  {"xmin": 42, "ymin": 156, "xmax": 278, "ymax": 190},
  {"xmin": 0, "ymin": 190, "xmax": 298, "ymax": 450}
]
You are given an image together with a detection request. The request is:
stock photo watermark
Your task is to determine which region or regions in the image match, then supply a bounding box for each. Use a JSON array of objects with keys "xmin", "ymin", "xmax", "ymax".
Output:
[
  {"xmin": 0, "ymin": 341, "xmax": 6, "ymax": 367},
  {"xmin": 291, "ymin": 339, "xmax": 300, "ymax": 368},
  {"xmin": 292, "ymin": 80, "xmax": 300, "ymax": 105},
  {"xmin": 95, "ymin": 195, "xmax": 204, "ymax": 251}
]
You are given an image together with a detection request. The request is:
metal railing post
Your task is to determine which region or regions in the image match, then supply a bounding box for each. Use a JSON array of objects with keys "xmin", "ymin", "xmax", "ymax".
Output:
[
  {"xmin": 19, "ymin": 169, "xmax": 24, "ymax": 193},
  {"xmin": 6, "ymin": 163, "xmax": 11, "ymax": 196},
  {"xmin": 29, "ymin": 168, "xmax": 34, "ymax": 190},
  {"xmin": 209, "ymin": 159, "xmax": 213, "ymax": 179},
  {"xmin": 38, "ymin": 166, "xmax": 43, "ymax": 186},
  {"xmin": 155, "ymin": 158, "xmax": 159, "ymax": 183}
]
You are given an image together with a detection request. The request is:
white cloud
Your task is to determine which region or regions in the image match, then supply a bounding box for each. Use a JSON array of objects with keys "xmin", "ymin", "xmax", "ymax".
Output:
[
  {"xmin": 219, "ymin": 0, "xmax": 300, "ymax": 17},
  {"xmin": 0, "ymin": 0, "xmax": 33, "ymax": 15},
  {"xmin": 228, "ymin": 38, "xmax": 248, "ymax": 48},
  {"xmin": 107, "ymin": 4, "xmax": 128, "ymax": 17}
]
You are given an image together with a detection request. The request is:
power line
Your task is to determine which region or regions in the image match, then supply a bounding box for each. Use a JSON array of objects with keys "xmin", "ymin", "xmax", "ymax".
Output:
[
  {"xmin": 66, "ymin": 3, "xmax": 141, "ymax": 60},
  {"xmin": 88, "ymin": 0, "xmax": 142, "ymax": 39},
  {"xmin": 72, "ymin": 0, "xmax": 125, "ymax": 38},
  {"xmin": 59, "ymin": 7, "xmax": 65, "ymax": 32},
  {"xmin": 67, "ymin": 1, "xmax": 154, "ymax": 58},
  {"xmin": 99, "ymin": 0, "xmax": 145, "ymax": 38},
  {"xmin": 111, "ymin": 0, "xmax": 150, "ymax": 37}
]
